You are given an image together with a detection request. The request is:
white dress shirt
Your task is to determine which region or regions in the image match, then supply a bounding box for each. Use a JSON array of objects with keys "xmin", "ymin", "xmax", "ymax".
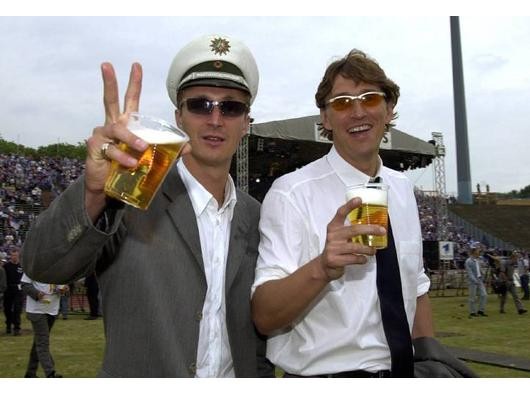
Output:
[
  {"xmin": 252, "ymin": 146, "xmax": 430, "ymax": 375},
  {"xmin": 177, "ymin": 159, "xmax": 237, "ymax": 377}
]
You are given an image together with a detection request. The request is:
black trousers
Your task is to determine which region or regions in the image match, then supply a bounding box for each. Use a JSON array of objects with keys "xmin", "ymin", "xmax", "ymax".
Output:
[
  {"xmin": 3, "ymin": 288, "xmax": 23, "ymax": 330},
  {"xmin": 85, "ymin": 275, "xmax": 100, "ymax": 317}
]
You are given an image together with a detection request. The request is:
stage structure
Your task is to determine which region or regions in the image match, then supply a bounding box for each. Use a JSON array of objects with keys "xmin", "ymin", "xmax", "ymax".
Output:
[
  {"xmin": 235, "ymin": 114, "xmax": 436, "ymax": 201},
  {"xmin": 432, "ymin": 132, "xmax": 448, "ymax": 240}
]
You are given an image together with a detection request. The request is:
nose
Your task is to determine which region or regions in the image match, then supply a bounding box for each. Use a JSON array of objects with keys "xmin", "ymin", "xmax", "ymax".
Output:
[
  {"xmin": 349, "ymin": 99, "xmax": 366, "ymax": 118},
  {"xmin": 207, "ymin": 105, "xmax": 224, "ymax": 127}
]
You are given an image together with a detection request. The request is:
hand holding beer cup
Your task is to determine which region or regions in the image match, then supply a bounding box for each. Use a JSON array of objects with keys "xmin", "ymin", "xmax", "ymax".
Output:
[
  {"xmin": 346, "ymin": 183, "xmax": 389, "ymax": 249},
  {"xmin": 104, "ymin": 113, "xmax": 189, "ymax": 210},
  {"xmin": 318, "ymin": 198, "xmax": 385, "ymax": 281}
]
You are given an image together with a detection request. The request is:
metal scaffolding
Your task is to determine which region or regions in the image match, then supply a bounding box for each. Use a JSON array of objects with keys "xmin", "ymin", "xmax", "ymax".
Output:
[
  {"xmin": 236, "ymin": 133, "xmax": 249, "ymax": 193},
  {"xmin": 432, "ymin": 132, "xmax": 448, "ymax": 240}
]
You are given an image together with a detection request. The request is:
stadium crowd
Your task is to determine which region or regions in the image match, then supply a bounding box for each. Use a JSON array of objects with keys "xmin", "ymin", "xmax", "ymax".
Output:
[{"xmin": 0, "ymin": 153, "xmax": 84, "ymax": 261}]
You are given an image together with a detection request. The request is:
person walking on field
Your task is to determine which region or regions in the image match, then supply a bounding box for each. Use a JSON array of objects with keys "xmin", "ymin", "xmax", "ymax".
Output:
[
  {"xmin": 21, "ymin": 273, "xmax": 67, "ymax": 378},
  {"xmin": 499, "ymin": 253, "xmax": 527, "ymax": 315}
]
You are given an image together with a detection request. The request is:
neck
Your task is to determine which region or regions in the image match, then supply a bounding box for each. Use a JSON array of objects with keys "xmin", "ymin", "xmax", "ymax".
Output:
[
  {"xmin": 333, "ymin": 146, "xmax": 380, "ymax": 177},
  {"xmin": 183, "ymin": 156, "xmax": 230, "ymax": 206},
  {"xmin": 345, "ymin": 155, "xmax": 380, "ymax": 178}
]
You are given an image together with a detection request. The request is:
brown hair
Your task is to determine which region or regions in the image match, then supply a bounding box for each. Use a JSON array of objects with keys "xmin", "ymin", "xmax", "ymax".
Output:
[{"xmin": 315, "ymin": 49, "xmax": 400, "ymax": 140}]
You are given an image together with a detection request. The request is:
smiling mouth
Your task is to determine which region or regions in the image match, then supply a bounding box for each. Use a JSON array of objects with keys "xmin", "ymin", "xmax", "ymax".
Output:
[
  {"xmin": 204, "ymin": 135, "xmax": 225, "ymax": 142},
  {"xmin": 348, "ymin": 124, "xmax": 371, "ymax": 134}
]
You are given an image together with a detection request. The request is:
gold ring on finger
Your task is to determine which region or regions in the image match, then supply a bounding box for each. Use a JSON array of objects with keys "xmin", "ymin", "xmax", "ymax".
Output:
[{"xmin": 100, "ymin": 142, "xmax": 113, "ymax": 161}]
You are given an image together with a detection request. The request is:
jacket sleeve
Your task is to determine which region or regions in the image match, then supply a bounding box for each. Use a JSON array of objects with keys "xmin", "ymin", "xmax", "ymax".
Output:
[
  {"xmin": 21, "ymin": 281, "xmax": 41, "ymax": 301},
  {"xmin": 465, "ymin": 259, "xmax": 478, "ymax": 283},
  {"xmin": 22, "ymin": 175, "xmax": 127, "ymax": 284}
]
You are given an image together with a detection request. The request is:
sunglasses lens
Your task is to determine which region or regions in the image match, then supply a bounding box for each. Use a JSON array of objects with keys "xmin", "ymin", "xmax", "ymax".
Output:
[
  {"xmin": 330, "ymin": 97, "xmax": 353, "ymax": 112},
  {"xmin": 184, "ymin": 98, "xmax": 248, "ymax": 117},
  {"xmin": 185, "ymin": 98, "xmax": 212, "ymax": 115},
  {"xmin": 362, "ymin": 93, "xmax": 384, "ymax": 107},
  {"xmin": 219, "ymin": 101, "xmax": 248, "ymax": 117},
  {"xmin": 328, "ymin": 93, "xmax": 385, "ymax": 111}
]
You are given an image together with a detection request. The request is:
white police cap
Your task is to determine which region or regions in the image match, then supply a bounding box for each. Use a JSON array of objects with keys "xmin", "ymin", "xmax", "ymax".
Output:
[{"xmin": 166, "ymin": 34, "xmax": 259, "ymax": 106}]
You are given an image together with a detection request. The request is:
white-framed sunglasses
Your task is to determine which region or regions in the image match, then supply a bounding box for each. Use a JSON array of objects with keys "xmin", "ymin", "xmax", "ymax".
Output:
[{"xmin": 326, "ymin": 91, "xmax": 386, "ymax": 111}]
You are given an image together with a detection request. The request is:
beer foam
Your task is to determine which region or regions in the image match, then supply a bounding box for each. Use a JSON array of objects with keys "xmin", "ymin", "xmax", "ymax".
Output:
[
  {"xmin": 346, "ymin": 186, "xmax": 387, "ymax": 205},
  {"xmin": 129, "ymin": 126, "xmax": 188, "ymax": 145}
]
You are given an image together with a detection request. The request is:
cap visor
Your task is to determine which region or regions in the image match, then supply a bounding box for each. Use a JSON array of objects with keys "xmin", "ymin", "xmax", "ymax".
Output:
[{"xmin": 179, "ymin": 78, "xmax": 250, "ymax": 94}]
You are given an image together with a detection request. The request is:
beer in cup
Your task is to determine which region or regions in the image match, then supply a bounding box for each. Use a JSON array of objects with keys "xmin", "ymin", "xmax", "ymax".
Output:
[
  {"xmin": 104, "ymin": 113, "xmax": 189, "ymax": 210},
  {"xmin": 345, "ymin": 183, "xmax": 389, "ymax": 249}
]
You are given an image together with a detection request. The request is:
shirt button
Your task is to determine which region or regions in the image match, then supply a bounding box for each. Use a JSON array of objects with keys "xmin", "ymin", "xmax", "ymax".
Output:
[
  {"xmin": 188, "ymin": 362, "xmax": 197, "ymax": 375},
  {"xmin": 195, "ymin": 311, "xmax": 203, "ymax": 321}
]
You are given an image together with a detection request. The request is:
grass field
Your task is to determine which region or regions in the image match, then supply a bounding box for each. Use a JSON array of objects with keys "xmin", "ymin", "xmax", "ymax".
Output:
[{"xmin": 1, "ymin": 292, "xmax": 529, "ymax": 378}]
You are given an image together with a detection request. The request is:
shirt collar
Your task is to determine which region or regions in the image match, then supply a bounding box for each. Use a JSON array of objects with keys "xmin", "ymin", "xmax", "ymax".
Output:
[
  {"xmin": 326, "ymin": 145, "xmax": 384, "ymax": 186},
  {"xmin": 177, "ymin": 159, "xmax": 237, "ymax": 216}
]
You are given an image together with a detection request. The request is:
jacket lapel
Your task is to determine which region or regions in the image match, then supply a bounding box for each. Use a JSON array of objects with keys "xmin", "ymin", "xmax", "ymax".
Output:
[
  {"xmin": 225, "ymin": 193, "xmax": 250, "ymax": 292},
  {"xmin": 162, "ymin": 166, "xmax": 205, "ymax": 274}
]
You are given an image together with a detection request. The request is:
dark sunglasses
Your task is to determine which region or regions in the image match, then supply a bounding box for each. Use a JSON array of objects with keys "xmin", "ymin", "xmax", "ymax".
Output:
[
  {"xmin": 181, "ymin": 97, "xmax": 249, "ymax": 117},
  {"xmin": 326, "ymin": 91, "xmax": 386, "ymax": 112}
]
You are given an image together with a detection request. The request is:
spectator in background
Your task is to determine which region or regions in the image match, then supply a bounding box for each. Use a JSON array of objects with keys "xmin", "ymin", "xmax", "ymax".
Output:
[
  {"xmin": 84, "ymin": 273, "xmax": 100, "ymax": 320},
  {"xmin": 517, "ymin": 251, "xmax": 529, "ymax": 300},
  {"xmin": 59, "ymin": 282, "xmax": 74, "ymax": 320},
  {"xmin": 3, "ymin": 247, "xmax": 23, "ymax": 335},
  {"xmin": 0, "ymin": 258, "xmax": 6, "ymax": 308},
  {"xmin": 499, "ymin": 253, "xmax": 527, "ymax": 315},
  {"xmin": 21, "ymin": 273, "xmax": 67, "ymax": 378},
  {"xmin": 464, "ymin": 247, "xmax": 488, "ymax": 318}
]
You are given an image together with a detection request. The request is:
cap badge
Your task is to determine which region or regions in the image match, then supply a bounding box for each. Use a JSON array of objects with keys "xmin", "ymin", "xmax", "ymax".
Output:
[
  {"xmin": 213, "ymin": 60, "xmax": 223, "ymax": 69},
  {"xmin": 210, "ymin": 37, "xmax": 231, "ymax": 55}
]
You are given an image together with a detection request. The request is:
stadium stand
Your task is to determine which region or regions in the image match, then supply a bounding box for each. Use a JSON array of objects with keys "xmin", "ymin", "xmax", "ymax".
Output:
[{"xmin": 450, "ymin": 204, "xmax": 530, "ymax": 251}]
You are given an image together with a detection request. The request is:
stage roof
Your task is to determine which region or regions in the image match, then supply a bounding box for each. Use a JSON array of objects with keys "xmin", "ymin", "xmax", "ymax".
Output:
[{"xmin": 251, "ymin": 115, "xmax": 436, "ymax": 171}]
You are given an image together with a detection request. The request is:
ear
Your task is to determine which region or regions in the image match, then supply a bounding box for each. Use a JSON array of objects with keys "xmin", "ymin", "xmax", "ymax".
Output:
[
  {"xmin": 384, "ymin": 102, "xmax": 394, "ymax": 125},
  {"xmin": 320, "ymin": 108, "xmax": 331, "ymax": 131},
  {"xmin": 239, "ymin": 114, "xmax": 251, "ymax": 138},
  {"xmin": 175, "ymin": 109, "xmax": 183, "ymax": 129}
]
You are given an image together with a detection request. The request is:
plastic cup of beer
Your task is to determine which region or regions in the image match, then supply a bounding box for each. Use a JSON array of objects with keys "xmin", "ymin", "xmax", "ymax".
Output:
[
  {"xmin": 345, "ymin": 183, "xmax": 389, "ymax": 249},
  {"xmin": 104, "ymin": 112, "xmax": 189, "ymax": 210}
]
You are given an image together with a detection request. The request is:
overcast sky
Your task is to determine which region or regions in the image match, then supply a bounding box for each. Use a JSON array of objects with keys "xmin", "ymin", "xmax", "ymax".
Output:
[{"xmin": 0, "ymin": 16, "xmax": 528, "ymax": 195}]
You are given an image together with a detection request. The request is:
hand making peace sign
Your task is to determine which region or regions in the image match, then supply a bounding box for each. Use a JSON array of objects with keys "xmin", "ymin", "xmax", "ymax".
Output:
[{"xmin": 83, "ymin": 63, "xmax": 149, "ymax": 219}]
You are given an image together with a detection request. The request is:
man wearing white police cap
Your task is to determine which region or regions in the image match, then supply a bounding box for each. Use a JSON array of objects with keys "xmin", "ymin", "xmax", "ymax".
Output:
[
  {"xmin": 22, "ymin": 33, "xmax": 272, "ymax": 377},
  {"xmin": 161, "ymin": 33, "xmax": 270, "ymax": 377}
]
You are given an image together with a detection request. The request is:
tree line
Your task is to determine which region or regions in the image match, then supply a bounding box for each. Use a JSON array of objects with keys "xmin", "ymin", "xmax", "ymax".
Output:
[{"xmin": 0, "ymin": 136, "xmax": 86, "ymax": 160}]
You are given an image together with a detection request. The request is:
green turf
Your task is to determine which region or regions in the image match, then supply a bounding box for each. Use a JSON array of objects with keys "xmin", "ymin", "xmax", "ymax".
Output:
[
  {"xmin": 1, "ymin": 292, "xmax": 529, "ymax": 377},
  {"xmin": 430, "ymin": 291, "xmax": 530, "ymax": 377},
  {"xmin": 0, "ymin": 313, "xmax": 104, "ymax": 378}
]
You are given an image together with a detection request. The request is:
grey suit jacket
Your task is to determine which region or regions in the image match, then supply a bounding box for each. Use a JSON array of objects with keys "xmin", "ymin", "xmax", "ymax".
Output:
[{"xmin": 22, "ymin": 165, "xmax": 272, "ymax": 377}]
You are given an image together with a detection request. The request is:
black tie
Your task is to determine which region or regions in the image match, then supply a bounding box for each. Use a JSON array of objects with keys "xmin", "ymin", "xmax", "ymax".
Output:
[{"xmin": 376, "ymin": 216, "xmax": 414, "ymax": 377}]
